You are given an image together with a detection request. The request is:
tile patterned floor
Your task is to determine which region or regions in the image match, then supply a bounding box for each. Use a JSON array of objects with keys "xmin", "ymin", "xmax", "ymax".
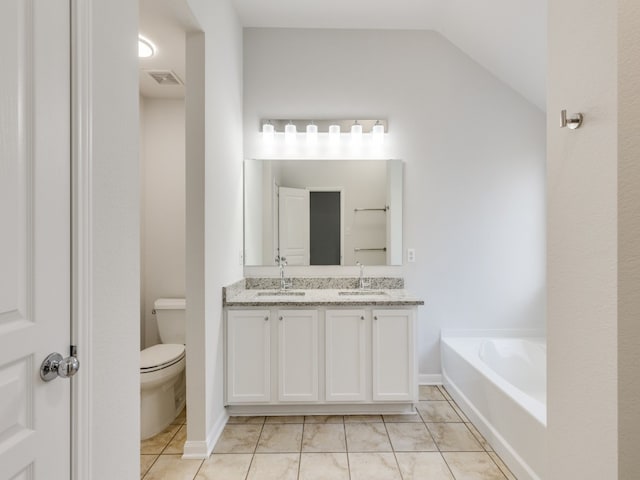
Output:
[{"xmin": 140, "ymin": 386, "xmax": 517, "ymax": 479}]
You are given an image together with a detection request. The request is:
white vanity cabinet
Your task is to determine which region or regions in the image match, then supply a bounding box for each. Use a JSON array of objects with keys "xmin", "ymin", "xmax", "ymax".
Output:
[
  {"xmin": 278, "ymin": 310, "xmax": 319, "ymax": 402},
  {"xmin": 372, "ymin": 309, "xmax": 415, "ymax": 401},
  {"xmin": 225, "ymin": 305, "xmax": 418, "ymax": 413},
  {"xmin": 226, "ymin": 309, "xmax": 271, "ymax": 403},
  {"xmin": 325, "ymin": 309, "xmax": 367, "ymax": 402}
]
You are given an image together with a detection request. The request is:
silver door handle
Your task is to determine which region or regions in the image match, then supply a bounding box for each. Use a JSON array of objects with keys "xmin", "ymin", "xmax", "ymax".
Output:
[{"xmin": 40, "ymin": 351, "xmax": 80, "ymax": 382}]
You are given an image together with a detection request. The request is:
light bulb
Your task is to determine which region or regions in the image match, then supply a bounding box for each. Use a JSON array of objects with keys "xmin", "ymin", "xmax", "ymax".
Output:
[
  {"xmin": 306, "ymin": 123, "xmax": 318, "ymax": 143},
  {"xmin": 329, "ymin": 124, "xmax": 341, "ymax": 142},
  {"xmin": 351, "ymin": 121, "xmax": 363, "ymax": 142},
  {"xmin": 372, "ymin": 122, "xmax": 384, "ymax": 145},
  {"xmin": 284, "ymin": 123, "xmax": 297, "ymax": 142},
  {"xmin": 262, "ymin": 122, "xmax": 275, "ymax": 141}
]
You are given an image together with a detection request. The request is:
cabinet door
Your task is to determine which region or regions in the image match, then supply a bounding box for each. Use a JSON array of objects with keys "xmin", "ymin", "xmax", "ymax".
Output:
[
  {"xmin": 372, "ymin": 309, "xmax": 415, "ymax": 401},
  {"xmin": 278, "ymin": 310, "xmax": 319, "ymax": 402},
  {"xmin": 227, "ymin": 310, "xmax": 271, "ymax": 403},
  {"xmin": 325, "ymin": 310, "xmax": 366, "ymax": 401}
]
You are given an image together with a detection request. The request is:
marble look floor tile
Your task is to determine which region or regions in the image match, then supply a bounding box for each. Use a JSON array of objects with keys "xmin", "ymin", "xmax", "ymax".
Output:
[
  {"xmin": 344, "ymin": 414, "xmax": 383, "ymax": 423},
  {"xmin": 488, "ymin": 452, "xmax": 517, "ymax": 480},
  {"xmin": 140, "ymin": 455, "xmax": 158, "ymax": 478},
  {"xmin": 345, "ymin": 423, "xmax": 392, "ymax": 452},
  {"xmin": 195, "ymin": 454, "xmax": 253, "ymax": 480},
  {"xmin": 348, "ymin": 452, "xmax": 402, "ymax": 480},
  {"xmin": 383, "ymin": 412, "xmax": 423, "ymax": 423},
  {"xmin": 141, "ymin": 424, "xmax": 181, "ymax": 454},
  {"xmin": 419, "ymin": 385, "xmax": 446, "ymax": 401},
  {"xmin": 395, "ymin": 452, "xmax": 455, "ymax": 480},
  {"xmin": 386, "ymin": 422, "xmax": 437, "ymax": 451},
  {"xmin": 304, "ymin": 415, "xmax": 344, "ymax": 424},
  {"xmin": 298, "ymin": 453, "xmax": 349, "ymax": 480},
  {"xmin": 466, "ymin": 423, "xmax": 493, "ymax": 451},
  {"xmin": 172, "ymin": 408, "xmax": 187, "ymax": 425},
  {"xmin": 443, "ymin": 452, "xmax": 507, "ymax": 479},
  {"xmin": 449, "ymin": 401, "xmax": 471, "ymax": 422},
  {"xmin": 142, "ymin": 455, "xmax": 203, "ymax": 480},
  {"xmin": 227, "ymin": 416, "xmax": 266, "ymax": 424},
  {"xmin": 426, "ymin": 423, "xmax": 484, "ymax": 452},
  {"xmin": 246, "ymin": 453, "xmax": 299, "ymax": 480},
  {"xmin": 438, "ymin": 385, "xmax": 453, "ymax": 401},
  {"xmin": 213, "ymin": 424, "xmax": 262, "ymax": 454},
  {"xmin": 163, "ymin": 425, "xmax": 186, "ymax": 454},
  {"xmin": 417, "ymin": 401, "xmax": 462, "ymax": 422},
  {"xmin": 256, "ymin": 424, "xmax": 303, "ymax": 453},
  {"xmin": 302, "ymin": 424, "xmax": 347, "ymax": 452},
  {"xmin": 265, "ymin": 415, "xmax": 305, "ymax": 424}
]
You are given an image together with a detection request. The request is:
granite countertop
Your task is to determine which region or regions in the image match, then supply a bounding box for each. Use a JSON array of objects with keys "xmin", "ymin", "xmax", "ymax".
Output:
[{"xmin": 223, "ymin": 286, "xmax": 424, "ymax": 307}]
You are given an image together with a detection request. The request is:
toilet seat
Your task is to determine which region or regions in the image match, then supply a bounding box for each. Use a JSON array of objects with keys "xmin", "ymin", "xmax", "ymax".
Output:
[{"xmin": 140, "ymin": 344, "xmax": 185, "ymax": 373}]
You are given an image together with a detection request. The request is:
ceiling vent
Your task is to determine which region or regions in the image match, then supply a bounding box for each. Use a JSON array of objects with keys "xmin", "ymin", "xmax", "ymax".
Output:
[{"xmin": 145, "ymin": 70, "xmax": 183, "ymax": 86}]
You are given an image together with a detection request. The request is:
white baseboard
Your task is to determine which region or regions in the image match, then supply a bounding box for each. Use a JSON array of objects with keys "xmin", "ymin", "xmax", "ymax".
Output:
[
  {"xmin": 182, "ymin": 410, "xmax": 229, "ymax": 459},
  {"xmin": 419, "ymin": 374, "xmax": 442, "ymax": 385}
]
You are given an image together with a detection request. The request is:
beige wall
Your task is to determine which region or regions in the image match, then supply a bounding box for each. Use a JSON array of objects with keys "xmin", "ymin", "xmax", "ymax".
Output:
[
  {"xmin": 548, "ymin": 0, "xmax": 640, "ymax": 478},
  {"xmin": 618, "ymin": 0, "xmax": 640, "ymax": 477},
  {"xmin": 140, "ymin": 97, "xmax": 186, "ymax": 348},
  {"xmin": 185, "ymin": 0, "xmax": 244, "ymax": 457}
]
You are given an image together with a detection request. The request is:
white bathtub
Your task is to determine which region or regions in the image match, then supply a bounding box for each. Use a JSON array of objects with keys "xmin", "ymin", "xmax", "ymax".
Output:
[{"xmin": 441, "ymin": 335, "xmax": 546, "ymax": 480}]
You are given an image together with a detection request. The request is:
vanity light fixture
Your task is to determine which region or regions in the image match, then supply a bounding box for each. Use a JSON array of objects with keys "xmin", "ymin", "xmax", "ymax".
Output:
[
  {"xmin": 138, "ymin": 36, "xmax": 155, "ymax": 58},
  {"xmin": 258, "ymin": 119, "xmax": 387, "ymax": 142}
]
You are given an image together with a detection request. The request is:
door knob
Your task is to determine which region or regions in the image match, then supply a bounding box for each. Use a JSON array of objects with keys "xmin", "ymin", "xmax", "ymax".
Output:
[{"xmin": 40, "ymin": 352, "xmax": 80, "ymax": 382}]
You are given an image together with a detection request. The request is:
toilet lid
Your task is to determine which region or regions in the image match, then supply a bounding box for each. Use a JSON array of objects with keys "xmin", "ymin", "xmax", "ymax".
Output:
[{"xmin": 140, "ymin": 344, "xmax": 185, "ymax": 370}]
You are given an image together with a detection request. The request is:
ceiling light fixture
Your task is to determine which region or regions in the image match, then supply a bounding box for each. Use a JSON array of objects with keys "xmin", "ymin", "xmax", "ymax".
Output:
[
  {"xmin": 328, "ymin": 124, "xmax": 341, "ymax": 142},
  {"xmin": 138, "ymin": 36, "xmax": 155, "ymax": 58}
]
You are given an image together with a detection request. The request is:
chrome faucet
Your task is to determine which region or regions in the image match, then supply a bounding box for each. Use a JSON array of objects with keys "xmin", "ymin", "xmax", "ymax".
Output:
[
  {"xmin": 356, "ymin": 262, "xmax": 370, "ymax": 290},
  {"xmin": 277, "ymin": 256, "xmax": 292, "ymax": 290}
]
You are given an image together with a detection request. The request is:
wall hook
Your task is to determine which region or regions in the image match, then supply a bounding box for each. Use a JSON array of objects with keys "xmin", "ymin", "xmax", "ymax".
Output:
[{"xmin": 560, "ymin": 109, "xmax": 583, "ymax": 130}]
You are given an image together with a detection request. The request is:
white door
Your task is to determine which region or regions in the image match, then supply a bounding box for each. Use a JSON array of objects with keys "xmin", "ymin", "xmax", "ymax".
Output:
[
  {"xmin": 226, "ymin": 310, "xmax": 271, "ymax": 403},
  {"xmin": 278, "ymin": 310, "xmax": 318, "ymax": 402},
  {"xmin": 0, "ymin": 1, "xmax": 71, "ymax": 479},
  {"xmin": 325, "ymin": 310, "xmax": 366, "ymax": 402},
  {"xmin": 278, "ymin": 187, "xmax": 310, "ymax": 265},
  {"xmin": 372, "ymin": 310, "xmax": 415, "ymax": 401}
]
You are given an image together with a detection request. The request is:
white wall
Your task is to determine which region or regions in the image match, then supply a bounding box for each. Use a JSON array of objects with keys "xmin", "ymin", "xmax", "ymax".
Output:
[
  {"xmin": 185, "ymin": 0, "xmax": 244, "ymax": 457},
  {"xmin": 547, "ymin": 0, "xmax": 640, "ymax": 478},
  {"xmin": 243, "ymin": 28, "xmax": 546, "ymax": 376},
  {"xmin": 140, "ymin": 97, "xmax": 186, "ymax": 348},
  {"xmin": 82, "ymin": 0, "xmax": 140, "ymax": 478}
]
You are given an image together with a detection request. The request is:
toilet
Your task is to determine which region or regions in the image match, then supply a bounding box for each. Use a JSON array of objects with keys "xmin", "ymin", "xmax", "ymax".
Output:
[{"xmin": 140, "ymin": 298, "xmax": 186, "ymax": 440}]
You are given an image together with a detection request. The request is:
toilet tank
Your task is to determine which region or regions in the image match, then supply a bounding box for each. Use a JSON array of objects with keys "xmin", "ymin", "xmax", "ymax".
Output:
[{"xmin": 154, "ymin": 298, "xmax": 186, "ymax": 344}]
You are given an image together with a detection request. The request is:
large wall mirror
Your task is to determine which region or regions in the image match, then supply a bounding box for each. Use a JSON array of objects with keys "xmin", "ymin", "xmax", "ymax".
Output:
[{"xmin": 244, "ymin": 159, "xmax": 403, "ymax": 266}]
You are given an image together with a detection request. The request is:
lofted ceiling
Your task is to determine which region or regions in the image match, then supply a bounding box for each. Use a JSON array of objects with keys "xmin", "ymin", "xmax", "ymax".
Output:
[
  {"xmin": 231, "ymin": 0, "xmax": 547, "ymax": 110},
  {"xmin": 139, "ymin": 0, "xmax": 546, "ymax": 109}
]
